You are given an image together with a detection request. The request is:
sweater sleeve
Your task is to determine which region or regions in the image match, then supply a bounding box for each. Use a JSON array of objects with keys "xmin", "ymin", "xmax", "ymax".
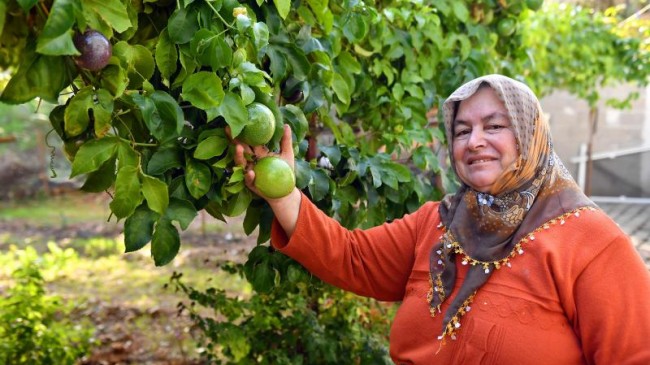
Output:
[
  {"xmin": 572, "ymin": 232, "xmax": 650, "ymax": 365},
  {"xmin": 270, "ymin": 192, "xmax": 428, "ymax": 302}
]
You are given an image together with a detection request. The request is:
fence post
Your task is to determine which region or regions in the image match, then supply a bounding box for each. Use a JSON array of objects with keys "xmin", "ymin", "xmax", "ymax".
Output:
[{"xmin": 577, "ymin": 143, "xmax": 587, "ymax": 193}]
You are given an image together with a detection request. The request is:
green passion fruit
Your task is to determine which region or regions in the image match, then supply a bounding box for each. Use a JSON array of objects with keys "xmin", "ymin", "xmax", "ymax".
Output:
[
  {"xmin": 253, "ymin": 156, "xmax": 295, "ymax": 199},
  {"xmin": 238, "ymin": 102, "xmax": 276, "ymax": 146}
]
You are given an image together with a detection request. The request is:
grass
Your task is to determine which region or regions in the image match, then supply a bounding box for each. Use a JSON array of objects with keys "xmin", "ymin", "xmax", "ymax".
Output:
[{"xmin": 0, "ymin": 192, "xmax": 256, "ymax": 363}]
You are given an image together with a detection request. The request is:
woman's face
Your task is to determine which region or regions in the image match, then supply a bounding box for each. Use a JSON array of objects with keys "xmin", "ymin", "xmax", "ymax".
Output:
[{"xmin": 452, "ymin": 87, "xmax": 519, "ymax": 193}]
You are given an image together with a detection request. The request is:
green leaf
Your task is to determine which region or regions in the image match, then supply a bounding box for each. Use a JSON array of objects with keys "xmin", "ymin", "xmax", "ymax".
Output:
[
  {"xmin": 252, "ymin": 22, "xmax": 270, "ymax": 55},
  {"xmin": 343, "ymin": 12, "xmax": 368, "ymax": 42},
  {"xmin": 64, "ymin": 87, "xmax": 93, "ymax": 137},
  {"xmin": 168, "ymin": 6, "xmax": 199, "ymax": 44},
  {"xmin": 185, "ymin": 159, "xmax": 212, "ymax": 199},
  {"xmin": 124, "ymin": 205, "xmax": 159, "ymax": 252},
  {"xmin": 224, "ymin": 189, "xmax": 252, "ymax": 217},
  {"xmin": 80, "ymin": 157, "xmax": 116, "ymax": 192},
  {"xmin": 194, "ymin": 135, "xmax": 229, "ymax": 160},
  {"xmin": 336, "ymin": 51, "xmax": 362, "ymax": 74},
  {"xmin": 70, "ymin": 137, "xmax": 119, "ymax": 177},
  {"xmin": 117, "ymin": 141, "xmax": 139, "ymax": 170},
  {"xmin": 165, "ymin": 198, "xmax": 197, "ymax": 230},
  {"xmin": 82, "ymin": 0, "xmax": 132, "ymax": 33},
  {"xmin": 93, "ymin": 89, "xmax": 114, "ymax": 138},
  {"xmin": 182, "ymin": 71, "xmax": 224, "ymax": 110},
  {"xmin": 100, "ymin": 65, "xmax": 128, "ymax": 97},
  {"xmin": 109, "ymin": 166, "xmax": 144, "ymax": 219},
  {"xmin": 218, "ymin": 92, "xmax": 248, "ymax": 137},
  {"xmin": 36, "ymin": 0, "xmax": 78, "ymax": 56},
  {"xmin": 451, "ymin": 2, "xmax": 469, "ymax": 22},
  {"xmin": 132, "ymin": 91, "xmax": 184, "ymax": 143},
  {"xmin": 249, "ymin": 259, "xmax": 275, "ymax": 292},
  {"xmin": 243, "ymin": 203, "xmax": 261, "ymax": 235},
  {"xmin": 331, "ymin": 72, "xmax": 351, "ymax": 104},
  {"xmin": 0, "ymin": 46, "xmax": 73, "ymax": 104},
  {"xmin": 112, "ymin": 41, "xmax": 155, "ymax": 89},
  {"xmin": 308, "ymin": 169, "xmax": 330, "ymax": 201},
  {"xmin": 284, "ymin": 45, "xmax": 311, "ymax": 81},
  {"xmin": 319, "ymin": 145, "xmax": 341, "ymax": 166},
  {"xmin": 155, "ymin": 28, "xmax": 178, "ymax": 81},
  {"xmin": 274, "ymin": 0, "xmax": 291, "ymax": 19},
  {"xmin": 151, "ymin": 217, "xmax": 180, "ymax": 266},
  {"xmin": 280, "ymin": 105, "xmax": 308, "ymax": 141},
  {"xmin": 147, "ymin": 147, "xmax": 183, "ymax": 175},
  {"xmin": 266, "ymin": 47, "xmax": 288, "ymax": 83},
  {"xmin": 16, "ymin": 0, "xmax": 38, "ymax": 12},
  {"xmin": 142, "ymin": 174, "xmax": 169, "ymax": 215}
]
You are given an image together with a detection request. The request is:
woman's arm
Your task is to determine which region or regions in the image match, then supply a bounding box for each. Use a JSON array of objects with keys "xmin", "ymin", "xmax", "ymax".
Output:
[
  {"xmin": 233, "ymin": 124, "xmax": 301, "ymax": 236},
  {"xmin": 572, "ymin": 232, "xmax": 650, "ymax": 364}
]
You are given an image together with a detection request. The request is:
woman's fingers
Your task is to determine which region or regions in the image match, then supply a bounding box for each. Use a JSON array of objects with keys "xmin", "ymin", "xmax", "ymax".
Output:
[{"xmin": 234, "ymin": 144, "xmax": 247, "ymax": 167}]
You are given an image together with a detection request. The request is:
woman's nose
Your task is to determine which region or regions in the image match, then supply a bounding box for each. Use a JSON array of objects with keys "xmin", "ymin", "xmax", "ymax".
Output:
[{"xmin": 467, "ymin": 129, "xmax": 486, "ymax": 150}]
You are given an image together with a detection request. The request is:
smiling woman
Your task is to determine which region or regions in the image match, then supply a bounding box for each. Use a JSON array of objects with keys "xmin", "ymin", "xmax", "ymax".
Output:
[
  {"xmin": 451, "ymin": 85, "xmax": 519, "ymax": 193},
  {"xmin": 233, "ymin": 74, "xmax": 650, "ymax": 364}
]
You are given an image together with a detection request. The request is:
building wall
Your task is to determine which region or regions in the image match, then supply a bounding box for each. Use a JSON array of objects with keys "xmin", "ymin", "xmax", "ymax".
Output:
[{"xmin": 540, "ymin": 84, "xmax": 650, "ymax": 197}]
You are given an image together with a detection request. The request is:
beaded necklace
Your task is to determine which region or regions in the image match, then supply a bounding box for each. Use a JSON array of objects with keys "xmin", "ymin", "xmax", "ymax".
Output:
[{"xmin": 427, "ymin": 205, "xmax": 596, "ymax": 342}]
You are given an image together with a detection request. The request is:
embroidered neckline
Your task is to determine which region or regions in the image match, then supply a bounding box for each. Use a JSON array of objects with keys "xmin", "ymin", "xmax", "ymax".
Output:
[{"xmin": 428, "ymin": 205, "xmax": 596, "ymax": 342}]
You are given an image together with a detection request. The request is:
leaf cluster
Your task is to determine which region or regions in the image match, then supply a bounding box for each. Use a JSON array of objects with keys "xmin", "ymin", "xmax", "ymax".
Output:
[
  {"xmin": 0, "ymin": 246, "xmax": 95, "ymax": 364},
  {"xmin": 170, "ymin": 265, "xmax": 395, "ymax": 364}
]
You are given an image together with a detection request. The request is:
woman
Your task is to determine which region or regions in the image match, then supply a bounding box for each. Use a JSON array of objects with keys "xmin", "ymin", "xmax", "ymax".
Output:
[{"xmin": 234, "ymin": 74, "xmax": 650, "ymax": 364}]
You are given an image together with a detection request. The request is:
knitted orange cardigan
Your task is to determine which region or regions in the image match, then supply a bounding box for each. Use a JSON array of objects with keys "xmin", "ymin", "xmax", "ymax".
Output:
[{"xmin": 271, "ymin": 194, "xmax": 650, "ymax": 364}]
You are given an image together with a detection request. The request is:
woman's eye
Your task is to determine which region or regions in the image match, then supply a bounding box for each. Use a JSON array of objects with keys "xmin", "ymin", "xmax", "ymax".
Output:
[
  {"xmin": 454, "ymin": 129, "xmax": 470, "ymax": 137},
  {"xmin": 487, "ymin": 124, "xmax": 506, "ymax": 131}
]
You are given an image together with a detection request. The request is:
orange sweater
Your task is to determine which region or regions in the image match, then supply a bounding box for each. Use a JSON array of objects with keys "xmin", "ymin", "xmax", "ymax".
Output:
[{"xmin": 271, "ymin": 194, "xmax": 650, "ymax": 364}]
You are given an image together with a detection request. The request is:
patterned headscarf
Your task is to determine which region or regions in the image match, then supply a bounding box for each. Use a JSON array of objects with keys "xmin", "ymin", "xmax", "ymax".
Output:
[{"xmin": 428, "ymin": 75, "xmax": 595, "ymax": 341}]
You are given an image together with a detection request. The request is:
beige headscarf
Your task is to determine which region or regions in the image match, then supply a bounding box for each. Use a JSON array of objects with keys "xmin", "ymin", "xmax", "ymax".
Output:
[{"xmin": 428, "ymin": 75, "xmax": 595, "ymax": 341}]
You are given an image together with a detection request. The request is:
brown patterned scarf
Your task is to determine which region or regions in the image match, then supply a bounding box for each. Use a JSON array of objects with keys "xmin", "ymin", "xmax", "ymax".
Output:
[{"xmin": 429, "ymin": 75, "xmax": 595, "ymax": 341}]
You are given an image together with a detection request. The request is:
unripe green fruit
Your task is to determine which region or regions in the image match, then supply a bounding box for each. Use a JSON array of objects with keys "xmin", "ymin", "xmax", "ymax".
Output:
[
  {"xmin": 253, "ymin": 156, "xmax": 295, "ymax": 199},
  {"xmin": 238, "ymin": 102, "xmax": 276, "ymax": 146},
  {"xmin": 497, "ymin": 18, "xmax": 517, "ymax": 37}
]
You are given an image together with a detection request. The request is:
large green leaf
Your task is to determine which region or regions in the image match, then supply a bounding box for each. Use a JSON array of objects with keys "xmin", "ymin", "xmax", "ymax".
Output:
[
  {"xmin": 112, "ymin": 41, "xmax": 155, "ymax": 88},
  {"xmin": 81, "ymin": 158, "xmax": 116, "ymax": 193},
  {"xmin": 82, "ymin": 0, "xmax": 131, "ymax": 33},
  {"xmin": 274, "ymin": 0, "xmax": 291, "ymax": 19},
  {"xmin": 155, "ymin": 28, "xmax": 178, "ymax": 81},
  {"xmin": 218, "ymin": 92, "xmax": 248, "ymax": 137},
  {"xmin": 64, "ymin": 87, "xmax": 93, "ymax": 137},
  {"xmin": 70, "ymin": 137, "xmax": 119, "ymax": 177},
  {"xmin": 109, "ymin": 166, "xmax": 143, "ymax": 219},
  {"xmin": 142, "ymin": 174, "xmax": 169, "ymax": 215},
  {"xmin": 194, "ymin": 135, "xmax": 229, "ymax": 160},
  {"xmin": 132, "ymin": 91, "xmax": 184, "ymax": 143},
  {"xmin": 36, "ymin": 0, "xmax": 78, "ymax": 55},
  {"xmin": 124, "ymin": 205, "xmax": 159, "ymax": 252},
  {"xmin": 182, "ymin": 71, "xmax": 224, "ymax": 110},
  {"xmin": 308, "ymin": 169, "xmax": 330, "ymax": 201},
  {"xmin": 80, "ymin": 157, "xmax": 116, "ymax": 192},
  {"xmin": 165, "ymin": 198, "xmax": 197, "ymax": 230},
  {"xmin": 168, "ymin": 6, "xmax": 199, "ymax": 44},
  {"xmin": 147, "ymin": 147, "xmax": 183, "ymax": 175},
  {"xmin": 0, "ymin": 46, "xmax": 73, "ymax": 104},
  {"xmin": 151, "ymin": 217, "xmax": 180, "ymax": 266}
]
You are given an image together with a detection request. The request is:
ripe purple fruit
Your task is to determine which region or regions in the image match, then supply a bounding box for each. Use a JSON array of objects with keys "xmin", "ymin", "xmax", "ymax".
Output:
[{"xmin": 73, "ymin": 30, "xmax": 112, "ymax": 71}]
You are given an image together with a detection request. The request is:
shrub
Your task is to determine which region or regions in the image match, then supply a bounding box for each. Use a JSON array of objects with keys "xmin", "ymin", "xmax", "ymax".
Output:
[
  {"xmin": 170, "ymin": 262, "xmax": 395, "ymax": 364},
  {"xmin": 0, "ymin": 247, "xmax": 95, "ymax": 364}
]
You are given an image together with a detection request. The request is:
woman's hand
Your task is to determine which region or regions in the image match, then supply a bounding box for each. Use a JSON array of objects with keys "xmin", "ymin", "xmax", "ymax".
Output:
[
  {"xmin": 231, "ymin": 124, "xmax": 301, "ymax": 237},
  {"xmin": 231, "ymin": 124, "xmax": 295, "ymax": 199}
]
